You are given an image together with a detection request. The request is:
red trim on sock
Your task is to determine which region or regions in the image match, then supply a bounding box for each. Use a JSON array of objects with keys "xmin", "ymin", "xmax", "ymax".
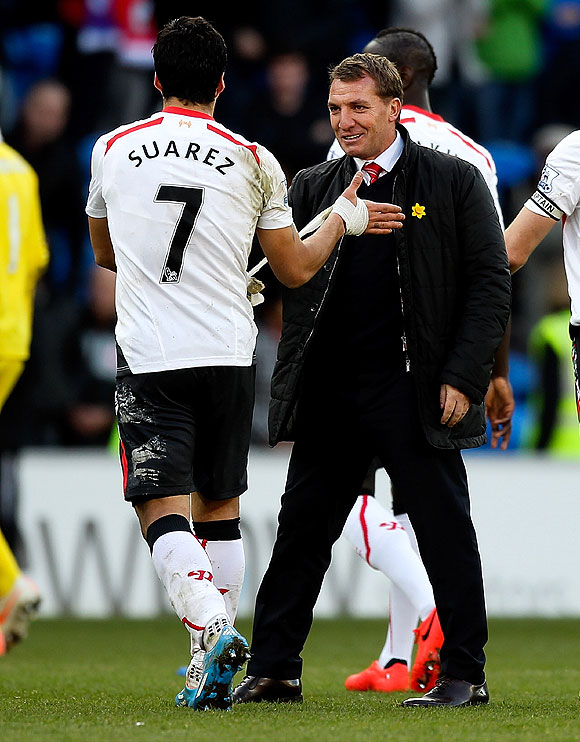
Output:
[{"xmin": 360, "ymin": 495, "xmax": 372, "ymax": 564}]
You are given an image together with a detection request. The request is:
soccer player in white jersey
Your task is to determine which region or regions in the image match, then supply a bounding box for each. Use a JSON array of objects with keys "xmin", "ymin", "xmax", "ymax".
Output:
[
  {"xmin": 85, "ymin": 16, "xmax": 403, "ymax": 711},
  {"xmin": 507, "ymin": 130, "xmax": 580, "ymax": 400},
  {"xmin": 326, "ymin": 28, "xmax": 514, "ymax": 694}
]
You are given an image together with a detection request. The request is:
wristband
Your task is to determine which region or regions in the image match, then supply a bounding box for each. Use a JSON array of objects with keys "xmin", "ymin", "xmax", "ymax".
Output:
[{"xmin": 331, "ymin": 195, "xmax": 369, "ymax": 236}]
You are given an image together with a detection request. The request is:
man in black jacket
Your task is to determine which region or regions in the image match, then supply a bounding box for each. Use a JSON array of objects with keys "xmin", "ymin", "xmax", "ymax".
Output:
[{"xmin": 234, "ymin": 53, "xmax": 511, "ymax": 708}]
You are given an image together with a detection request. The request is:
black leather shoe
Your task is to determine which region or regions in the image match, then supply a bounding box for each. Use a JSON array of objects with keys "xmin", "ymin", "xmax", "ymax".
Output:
[
  {"xmin": 233, "ymin": 675, "xmax": 303, "ymax": 703},
  {"xmin": 402, "ymin": 675, "xmax": 489, "ymax": 707}
]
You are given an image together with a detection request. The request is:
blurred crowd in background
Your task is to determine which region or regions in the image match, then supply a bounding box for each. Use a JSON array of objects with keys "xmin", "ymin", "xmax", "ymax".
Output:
[{"xmin": 1, "ymin": 0, "xmax": 580, "ymax": 464}]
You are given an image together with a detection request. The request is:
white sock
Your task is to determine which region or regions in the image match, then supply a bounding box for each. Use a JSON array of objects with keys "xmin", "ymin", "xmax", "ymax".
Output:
[
  {"xmin": 378, "ymin": 584, "xmax": 418, "ymax": 668},
  {"xmin": 394, "ymin": 512, "xmax": 433, "ymax": 622},
  {"xmin": 151, "ymin": 530, "xmax": 228, "ymax": 649},
  {"xmin": 395, "ymin": 512, "xmax": 419, "ymax": 554},
  {"xmin": 202, "ymin": 538, "xmax": 245, "ymax": 623},
  {"xmin": 343, "ymin": 495, "xmax": 434, "ymax": 615}
]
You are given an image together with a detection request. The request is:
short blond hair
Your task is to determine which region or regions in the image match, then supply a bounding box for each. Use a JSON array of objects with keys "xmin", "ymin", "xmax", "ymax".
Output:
[{"xmin": 329, "ymin": 53, "xmax": 403, "ymax": 100}]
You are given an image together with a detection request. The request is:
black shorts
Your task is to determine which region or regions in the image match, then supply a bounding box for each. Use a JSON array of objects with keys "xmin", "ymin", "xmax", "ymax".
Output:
[{"xmin": 115, "ymin": 365, "xmax": 255, "ymax": 503}]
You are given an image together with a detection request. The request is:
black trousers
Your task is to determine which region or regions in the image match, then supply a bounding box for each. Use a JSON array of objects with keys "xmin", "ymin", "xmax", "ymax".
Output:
[{"xmin": 247, "ymin": 370, "xmax": 487, "ymax": 685}]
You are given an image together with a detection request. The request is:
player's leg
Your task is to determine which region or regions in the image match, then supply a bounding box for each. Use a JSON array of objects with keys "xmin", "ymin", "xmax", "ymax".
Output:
[
  {"xmin": 343, "ymin": 492, "xmax": 434, "ymax": 619},
  {"xmin": 391, "ymin": 506, "xmax": 443, "ymax": 692},
  {"xmin": 343, "ymin": 486, "xmax": 434, "ymax": 691},
  {"xmin": 379, "ymin": 584, "xmax": 417, "ymax": 669},
  {"xmin": 117, "ymin": 367, "xmax": 249, "ymax": 710},
  {"xmin": 188, "ymin": 364, "xmax": 254, "ymax": 628},
  {"xmin": 176, "ymin": 365, "xmax": 255, "ymax": 709},
  {"xmin": 192, "ymin": 494, "xmax": 244, "ymax": 624}
]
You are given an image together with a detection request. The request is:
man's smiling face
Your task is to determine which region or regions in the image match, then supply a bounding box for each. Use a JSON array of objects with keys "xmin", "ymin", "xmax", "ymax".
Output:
[{"xmin": 328, "ymin": 73, "xmax": 400, "ymax": 160}]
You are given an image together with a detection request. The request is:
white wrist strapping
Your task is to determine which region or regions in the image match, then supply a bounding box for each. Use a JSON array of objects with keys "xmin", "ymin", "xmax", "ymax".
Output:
[{"xmin": 331, "ymin": 195, "xmax": 369, "ymax": 236}]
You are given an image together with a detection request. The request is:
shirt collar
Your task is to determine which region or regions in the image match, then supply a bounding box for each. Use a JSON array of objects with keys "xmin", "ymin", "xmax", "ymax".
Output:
[
  {"xmin": 354, "ymin": 130, "xmax": 404, "ymax": 182},
  {"xmin": 162, "ymin": 106, "xmax": 215, "ymax": 120}
]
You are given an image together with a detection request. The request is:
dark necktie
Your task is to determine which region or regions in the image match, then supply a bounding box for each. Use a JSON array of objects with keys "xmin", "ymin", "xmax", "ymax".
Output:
[{"xmin": 362, "ymin": 161, "xmax": 383, "ymax": 184}]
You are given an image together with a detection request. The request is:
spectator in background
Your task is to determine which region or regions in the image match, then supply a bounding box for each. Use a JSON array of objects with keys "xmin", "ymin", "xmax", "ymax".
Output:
[
  {"xmin": 475, "ymin": 0, "xmax": 548, "ymax": 144},
  {"xmin": 7, "ymin": 78, "xmax": 86, "ymax": 302},
  {"xmin": 240, "ymin": 49, "xmax": 333, "ymax": 183},
  {"xmin": 3, "ymin": 78, "xmax": 93, "ymax": 448},
  {"xmin": 0, "ymin": 1, "xmax": 68, "ymax": 134}
]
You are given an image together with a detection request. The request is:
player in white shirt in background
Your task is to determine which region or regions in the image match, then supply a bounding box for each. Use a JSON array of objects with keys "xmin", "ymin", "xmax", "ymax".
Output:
[
  {"xmin": 327, "ymin": 28, "xmax": 514, "ymax": 694},
  {"xmin": 507, "ymin": 130, "xmax": 580, "ymax": 400},
  {"xmin": 86, "ymin": 16, "xmax": 403, "ymax": 712},
  {"xmin": 506, "ymin": 133, "xmax": 580, "ymax": 700}
]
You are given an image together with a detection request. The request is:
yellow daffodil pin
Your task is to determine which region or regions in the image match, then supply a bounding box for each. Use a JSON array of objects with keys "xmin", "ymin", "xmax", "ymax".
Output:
[{"xmin": 412, "ymin": 203, "xmax": 426, "ymax": 219}]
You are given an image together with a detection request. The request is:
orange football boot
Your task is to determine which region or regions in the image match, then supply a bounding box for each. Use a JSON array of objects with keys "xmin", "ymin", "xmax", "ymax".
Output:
[
  {"xmin": 345, "ymin": 660, "xmax": 409, "ymax": 692},
  {"xmin": 410, "ymin": 607, "xmax": 444, "ymax": 692}
]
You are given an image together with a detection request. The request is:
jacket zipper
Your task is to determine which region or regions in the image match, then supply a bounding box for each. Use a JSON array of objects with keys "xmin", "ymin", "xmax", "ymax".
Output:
[
  {"xmin": 301, "ymin": 234, "xmax": 345, "ymax": 357},
  {"xmin": 392, "ymin": 173, "xmax": 411, "ymax": 372},
  {"xmin": 281, "ymin": 232, "xmax": 344, "ymax": 436}
]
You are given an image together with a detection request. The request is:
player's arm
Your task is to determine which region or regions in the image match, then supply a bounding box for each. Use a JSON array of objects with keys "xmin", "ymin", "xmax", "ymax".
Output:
[
  {"xmin": 505, "ymin": 206, "xmax": 556, "ymax": 273},
  {"xmin": 256, "ymin": 172, "xmax": 404, "ymax": 288},
  {"xmin": 88, "ymin": 216, "xmax": 116, "ymax": 272},
  {"xmin": 256, "ymin": 220, "xmax": 344, "ymax": 288}
]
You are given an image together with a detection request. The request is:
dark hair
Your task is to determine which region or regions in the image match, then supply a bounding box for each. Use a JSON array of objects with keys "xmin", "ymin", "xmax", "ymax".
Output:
[
  {"xmin": 152, "ymin": 16, "xmax": 227, "ymax": 104},
  {"xmin": 329, "ymin": 53, "xmax": 403, "ymax": 100},
  {"xmin": 365, "ymin": 28, "xmax": 438, "ymax": 86}
]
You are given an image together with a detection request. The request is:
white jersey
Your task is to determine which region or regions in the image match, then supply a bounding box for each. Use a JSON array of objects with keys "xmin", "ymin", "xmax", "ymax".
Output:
[
  {"xmin": 524, "ymin": 130, "xmax": 580, "ymax": 325},
  {"xmin": 328, "ymin": 104, "xmax": 503, "ymax": 228},
  {"xmin": 86, "ymin": 106, "xmax": 293, "ymax": 373}
]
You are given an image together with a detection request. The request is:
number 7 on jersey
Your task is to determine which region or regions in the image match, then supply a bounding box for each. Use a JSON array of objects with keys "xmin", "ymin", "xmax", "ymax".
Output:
[{"xmin": 155, "ymin": 184, "xmax": 204, "ymax": 284}]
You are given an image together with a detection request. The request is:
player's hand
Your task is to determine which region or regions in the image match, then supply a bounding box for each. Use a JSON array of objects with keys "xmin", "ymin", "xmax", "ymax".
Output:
[
  {"xmin": 340, "ymin": 172, "xmax": 404, "ymax": 234},
  {"xmin": 485, "ymin": 375, "xmax": 515, "ymax": 450},
  {"xmin": 440, "ymin": 383, "xmax": 471, "ymax": 427}
]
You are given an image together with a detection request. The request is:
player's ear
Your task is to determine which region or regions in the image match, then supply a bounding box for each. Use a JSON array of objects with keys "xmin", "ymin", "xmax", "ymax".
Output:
[
  {"xmin": 215, "ymin": 74, "xmax": 225, "ymax": 99},
  {"xmin": 154, "ymin": 73, "xmax": 163, "ymax": 94}
]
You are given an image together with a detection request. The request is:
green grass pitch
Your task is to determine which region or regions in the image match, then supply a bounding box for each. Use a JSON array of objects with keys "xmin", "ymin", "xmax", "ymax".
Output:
[{"xmin": 0, "ymin": 617, "xmax": 579, "ymax": 741}]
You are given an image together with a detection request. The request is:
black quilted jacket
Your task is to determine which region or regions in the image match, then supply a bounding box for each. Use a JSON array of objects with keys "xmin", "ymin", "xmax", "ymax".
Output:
[{"xmin": 268, "ymin": 125, "xmax": 511, "ymax": 449}]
